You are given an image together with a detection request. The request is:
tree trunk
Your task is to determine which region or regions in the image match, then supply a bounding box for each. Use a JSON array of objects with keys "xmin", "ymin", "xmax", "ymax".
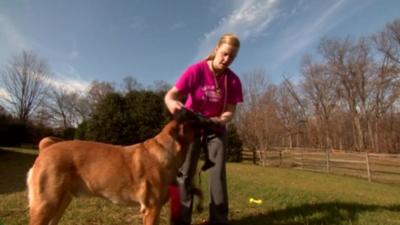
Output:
[
  {"xmin": 367, "ymin": 119, "xmax": 375, "ymax": 152},
  {"xmin": 353, "ymin": 114, "xmax": 364, "ymax": 151},
  {"xmin": 288, "ymin": 134, "xmax": 293, "ymax": 149},
  {"xmin": 374, "ymin": 119, "xmax": 380, "ymax": 152}
]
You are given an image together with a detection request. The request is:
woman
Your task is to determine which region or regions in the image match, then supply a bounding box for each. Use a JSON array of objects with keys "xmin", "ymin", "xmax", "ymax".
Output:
[{"xmin": 164, "ymin": 33, "xmax": 243, "ymax": 225}]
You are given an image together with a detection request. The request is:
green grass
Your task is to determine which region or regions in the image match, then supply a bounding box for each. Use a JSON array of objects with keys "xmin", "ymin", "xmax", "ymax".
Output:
[{"xmin": 1, "ymin": 148, "xmax": 400, "ymax": 225}]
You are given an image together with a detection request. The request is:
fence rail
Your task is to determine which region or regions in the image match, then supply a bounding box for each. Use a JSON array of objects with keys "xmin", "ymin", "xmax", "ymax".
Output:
[{"xmin": 243, "ymin": 148, "xmax": 400, "ymax": 185}]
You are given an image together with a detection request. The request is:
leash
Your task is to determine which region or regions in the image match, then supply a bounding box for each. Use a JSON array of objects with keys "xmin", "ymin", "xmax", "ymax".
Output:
[{"xmin": 200, "ymin": 131, "xmax": 216, "ymax": 171}]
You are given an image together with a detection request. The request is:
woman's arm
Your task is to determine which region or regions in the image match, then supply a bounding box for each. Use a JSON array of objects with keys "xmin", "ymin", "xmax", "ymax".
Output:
[{"xmin": 164, "ymin": 86, "xmax": 184, "ymax": 114}]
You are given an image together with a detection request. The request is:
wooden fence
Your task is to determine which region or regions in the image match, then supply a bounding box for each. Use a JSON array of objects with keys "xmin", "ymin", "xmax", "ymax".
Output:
[{"xmin": 243, "ymin": 148, "xmax": 400, "ymax": 185}]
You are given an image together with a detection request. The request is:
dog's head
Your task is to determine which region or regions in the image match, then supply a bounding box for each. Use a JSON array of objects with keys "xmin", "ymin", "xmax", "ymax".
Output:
[
  {"xmin": 164, "ymin": 111, "xmax": 200, "ymax": 143},
  {"xmin": 173, "ymin": 107, "xmax": 215, "ymax": 130},
  {"xmin": 157, "ymin": 108, "xmax": 216, "ymax": 167},
  {"xmin": 162, "ymin": 108, "xmax": 215, "ymax": 151}
]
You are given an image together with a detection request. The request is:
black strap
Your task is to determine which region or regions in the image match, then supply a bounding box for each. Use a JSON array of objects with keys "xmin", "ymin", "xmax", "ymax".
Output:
[{"xmin": 200, "ymin": 130, "xmax": 216, "ymax": 171}]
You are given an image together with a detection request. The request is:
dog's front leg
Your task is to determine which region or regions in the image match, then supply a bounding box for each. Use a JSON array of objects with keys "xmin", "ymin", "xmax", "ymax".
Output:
[{"xmin": 142, "ymin": 205, "xmax": 161, "ymax": 225}]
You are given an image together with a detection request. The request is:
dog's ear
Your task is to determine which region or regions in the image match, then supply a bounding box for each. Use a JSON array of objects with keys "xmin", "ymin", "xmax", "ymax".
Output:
[
  {"xmin": 172, "ymin": 108, "xmax": 216, "ymax": 132},
  {"xmin": 173, "ymin": 108, "xmax": 195, "ymax": 123},
  {"xmin": 166, "ymin": 120, "xmax": 196, "ymax": 140},
  {"xmin": 178, "ymin": 121, "xmax": 196, "ymax": 140}
]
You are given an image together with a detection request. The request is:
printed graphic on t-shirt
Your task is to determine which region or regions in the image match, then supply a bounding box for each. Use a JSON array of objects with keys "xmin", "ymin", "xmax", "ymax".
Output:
[{"xmin": 202, "ymin": 85, "xmax": 222, "ymax": 103}]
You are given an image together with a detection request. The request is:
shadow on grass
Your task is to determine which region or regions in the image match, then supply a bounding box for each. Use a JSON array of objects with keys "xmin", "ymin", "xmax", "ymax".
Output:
[
  {"xmin": 230, "ymin": 202, "xmax": 400, "ymax": 225},
  {"xmin": 0, "ymin": 149, "xmax": 37, "ymax": 194}
]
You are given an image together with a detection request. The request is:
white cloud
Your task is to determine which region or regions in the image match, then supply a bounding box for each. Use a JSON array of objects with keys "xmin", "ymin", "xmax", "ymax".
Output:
[
  {"xmin": 50, "ymin": 66, "xmax": 90, "ymax": 94},
  {"xmin": 194, "ymin": 0, "xmax": 279, "ymax": 60},
  {"xmin": 47, "ymin": 77, "xmax": 89, "ymax": 94},
  {"xmin": 0, "ymin": 87, "xmax": 11, "ymax": 101},
  {"xmin": 0, "ymin": 72, "xmax": 88, "ymax": 105}
]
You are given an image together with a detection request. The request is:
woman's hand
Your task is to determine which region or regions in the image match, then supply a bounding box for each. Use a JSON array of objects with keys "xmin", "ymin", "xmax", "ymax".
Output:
[
  {"xmin": 210, "ymin": 104, "xmax": 237, "ymax": 126},
  {"xmin": 164, "ymin": 86, "xmax": 184, "ymax": 114},
  {"xmin": 210, "ymin": 117, "xmax": 225, "ymax": 125},
  {"xmin": 168, "ymin": 100, "xmax": 184, "ymax": 114}
]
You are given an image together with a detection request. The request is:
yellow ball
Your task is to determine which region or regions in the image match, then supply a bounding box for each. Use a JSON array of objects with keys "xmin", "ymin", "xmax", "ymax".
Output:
[{"xmin": 249, "ymin": 197, "xmax": 262, "ymax": 204}]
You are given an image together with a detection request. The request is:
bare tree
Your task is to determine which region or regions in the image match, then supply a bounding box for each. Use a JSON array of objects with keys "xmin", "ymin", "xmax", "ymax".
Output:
[
  {"xmin": 0, "ymin": 50, "xmax": 50, "ymax": 122},
  {"xmin": 32, "ymin": 104, "xmax": 53, "ymax": 127},
  {"xmin": 374, "ymin": 19, "xmax": 400, "ymax": 66},
  {"xmin": 274, "ymin": 82, "xmax": 304, "ymax": 149},
  {"xmin": 301, "ymin": 55, "xmax": 339, "ymax": 149},
  {"xmin": 319, "ymin": 37, "xmax": 374, "ymax": 151},
  {"xmin": 87, "ymin": 80, "xmax": 115, "ymax": 107},
  {"xmin": 46, "ymin": 86, "xmax": 81, "ymax": 128},
  {"xmin": 371, "ymin": 22, "xmax": 400, "ymax": 152},
  {"xmin": 236, "ymin": 70, "xmax": 273, "ymax": 163},
  {"xmin": 282, "ymin": 77, "xmax": 311, "ymax": 147},
  {"xmin": 123, "ymin": 76, "xmax": 143, "ymax": 92},
  {"xmin": 73, "ymin": 95, "xmax": 92, "ymax": 122},
  {"xmin": 149, "ymin": 80, "xmax": 171, "ymax": 93},
  {"xmin": 0, "ymin": 105, "xmax": 7, "ymax": 115}
]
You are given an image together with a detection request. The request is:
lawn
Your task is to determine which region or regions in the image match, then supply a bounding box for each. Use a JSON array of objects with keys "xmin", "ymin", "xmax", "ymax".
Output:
[{"xmin": 1, "ymin": 148, "xmax": 400, "ymax": 225}]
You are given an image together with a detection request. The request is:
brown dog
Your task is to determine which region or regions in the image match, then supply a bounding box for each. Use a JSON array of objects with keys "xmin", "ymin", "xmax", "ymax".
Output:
[{"xmin": 27, "ymin": 118, "xmax": 198, "ymax": 225}]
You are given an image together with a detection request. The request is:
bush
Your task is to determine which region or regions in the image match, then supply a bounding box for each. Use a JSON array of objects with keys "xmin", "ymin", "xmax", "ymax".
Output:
[
  {"xmin": 84, "ymin": 93, "xmax": 129, "ymax": 144},
  {"xmin": 227, "ymin": 123, "xmax": 243, "ymax": 162},
  {"xmin": 81, "ymin": 91, "xmax": 168, "ymax": 145},
  {"xmin": 62, "ymin": 127, "xmax": 76, "ymax": 140},
  {"xmin": 0, "ymin": 121, "xmax": 26, "ymax": 146},
  {"xmin": 30, "ymin": 124, "xmax": 55, "ymax": 147},
  {"xmin": 75, "ymin": 121, "xmax": 88, "ymax": 140},
  {"xmin": 0, "ymin": 111, "xmax": 60, "ymax": 148}
]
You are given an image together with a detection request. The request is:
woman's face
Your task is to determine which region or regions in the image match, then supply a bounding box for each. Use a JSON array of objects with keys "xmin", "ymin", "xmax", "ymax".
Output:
[{"xmin": 212, "ymin": 43, "xmax": 239, "ymax": 72}]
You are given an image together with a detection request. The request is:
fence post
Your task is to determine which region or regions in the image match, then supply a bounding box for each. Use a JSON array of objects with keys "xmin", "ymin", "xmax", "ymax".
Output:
[
  {"xmin": 325, "ymin": 148, "xmax": 330, "ymax": 173},
  {"xmin": 279, "ymin": 150, "xmax": 282, "ymax": 167},
  {"xmin": 365, "ymin": 152, "xmax": 372, "ymax": 182},
  {"xmin": 262, "ymin": 149, "xmax": 266, "ymax": 167},
  {"xmin": 300, "ymin": 148, "xmax": 304, "ymax": 170},
  {"xmin": 257, "ymin": 150, "xmax": 266, "ymax": 167}
]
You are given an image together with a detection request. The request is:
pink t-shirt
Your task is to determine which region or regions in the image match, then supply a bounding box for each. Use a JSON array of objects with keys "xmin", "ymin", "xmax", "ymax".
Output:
[{"xmin": 175, "ymin": 60, "xmax": 243, "ymax": 118}]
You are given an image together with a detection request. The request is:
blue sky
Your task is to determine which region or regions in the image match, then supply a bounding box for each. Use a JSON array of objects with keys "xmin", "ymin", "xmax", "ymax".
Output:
[{"xmin": 1, "ymin": 0, "xmax": 399, "ymax": 94}]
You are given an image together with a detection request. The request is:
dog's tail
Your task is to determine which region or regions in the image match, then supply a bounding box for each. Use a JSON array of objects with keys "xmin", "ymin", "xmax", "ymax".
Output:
[{"xmin": 38, "ymin": 136, "xmax": 63, "ymax": 152}]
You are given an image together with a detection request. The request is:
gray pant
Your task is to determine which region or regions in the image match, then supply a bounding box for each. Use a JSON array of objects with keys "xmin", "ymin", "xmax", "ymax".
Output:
[{"xmin": 176, "ymin": 133, "xmax": 229, "ymax": 225}]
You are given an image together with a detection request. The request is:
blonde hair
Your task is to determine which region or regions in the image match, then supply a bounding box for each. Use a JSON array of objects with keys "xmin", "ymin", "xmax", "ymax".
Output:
[{"xmin": 206, "ymin": 33, "xmax": 240, "ymax": 60}]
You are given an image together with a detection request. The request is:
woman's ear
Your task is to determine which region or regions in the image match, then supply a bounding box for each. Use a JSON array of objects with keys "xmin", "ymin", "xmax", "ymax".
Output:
[{"xmin": 213, "ymin": 46, "xmax": 219, "ymax": 54}]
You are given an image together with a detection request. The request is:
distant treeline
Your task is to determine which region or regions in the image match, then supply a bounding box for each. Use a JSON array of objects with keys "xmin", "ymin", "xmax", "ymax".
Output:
[
  {"xmin": 0, "ymin": 89, "xmax": 243, "ymax": 162},
  {"xmin": 237, "ymin": 18, "xmax": 400, "ymax": 156}
]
